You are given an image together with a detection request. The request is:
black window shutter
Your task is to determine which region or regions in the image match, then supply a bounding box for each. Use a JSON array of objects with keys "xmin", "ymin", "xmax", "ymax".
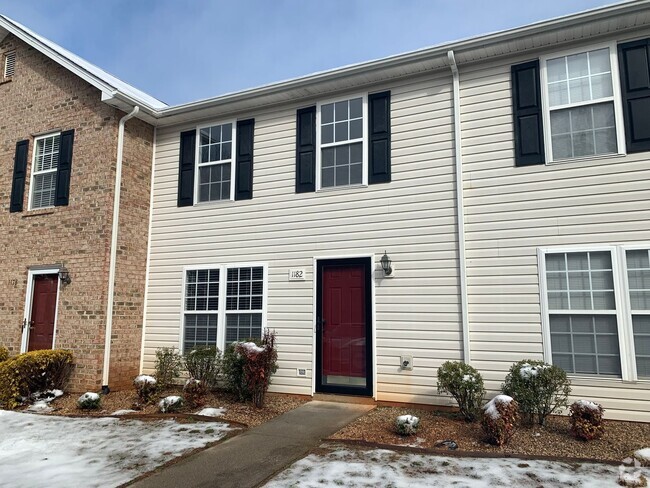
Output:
[
  {"xmin": 368, "ymin": 91, "xmax": 391, "ymax": 184},
  {"xmin": 178, "ymin": 129, "xmax": 196, "ymax": 207},
  {"xmin": 296, "ymin": 106, "xmax": 316, "ymax": 193},
  {"xmin": 511, "ymin": 60, "xmax": 545, "ymax": 166},
  {"xmin": 9, "ymin": 140, "xmax": 29, "ymax": 213},
  {"xmin": 618, "ymin": 39, "xmax": 650, "ymax": 153},
  {"xmin": 55, "ymin": 129, "xmax": 74, "ymax": 206},
  {"xmin": 235, "ymin": 119, "xmax": 254, "ymax": 201}
]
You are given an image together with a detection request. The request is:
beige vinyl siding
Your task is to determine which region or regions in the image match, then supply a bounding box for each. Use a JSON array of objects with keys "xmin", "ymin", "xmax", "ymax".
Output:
[
  {"xmin": 144, "ymin": 72, "xmax": 462, "ymax": 404},
  {"xmin": 460, "ymin": 32, "xmax": 650, "ymax": 421}
]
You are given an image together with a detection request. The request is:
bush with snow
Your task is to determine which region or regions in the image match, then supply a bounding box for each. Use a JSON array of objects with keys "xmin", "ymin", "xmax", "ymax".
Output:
[
  {"xmin": 133, "ymin": 375, "xmax": 157, "ymax": 403},
  {"xmin": 183, "ymin": 378, "xmax": 208, "ymax": 408},
  {"xmin": 635, "ymin": 448, "xmax": 650, "ymax": 468},
  {"xmin": 183, "ymin": 346, "xmax": 221, "ymax": 390},
  {"xmin": 501, "ymin": 359, "xmax": 571, "ymax": 426},
  {"xmin": 154, "ymin": 347, "xmax": 182, "ymax": 390},
  {"xmin": 159, "ymin": 395, "xmax": 184, "ymax": 413},
  {"xmin": 77, "ymin": 392, "xmax": 101, "ymax": 410},
  {"xmin": 437, "ymin": 361, "xmax": 485, "ymax": 422},
  {"xmin": 618, "ymin": 470, "xmax": 647, "ymax": 488},
  {"xmin": 395, "ymin": 415, "xmax": 420, "ymax": 436},
  {"xmin": 481, "ymin": 395, "xmax": 519, "ymax": 446},
  {"xmin": 569, "ymin": 400, "xmax": 604, "ymax": 441}
]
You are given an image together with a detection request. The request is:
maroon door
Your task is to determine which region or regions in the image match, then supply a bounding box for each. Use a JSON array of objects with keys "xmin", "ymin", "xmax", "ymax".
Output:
[
  {"xmin": 317, "ymin": 258, "xmax": 372, "ymax": 395},
  {"xmin": 28, "ymin": 275, "xmax": 58, "ymax": 351}
]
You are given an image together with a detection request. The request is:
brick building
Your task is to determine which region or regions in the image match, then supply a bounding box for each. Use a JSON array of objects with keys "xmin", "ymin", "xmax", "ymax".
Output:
[{"xmin": 0, "ymin": 17, "xmax": 161, "ymax": 391}]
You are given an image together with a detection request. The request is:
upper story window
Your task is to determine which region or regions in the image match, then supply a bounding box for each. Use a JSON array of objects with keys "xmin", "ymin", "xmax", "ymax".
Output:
[
  {"xmin": 196, "ymin": 122, "xmax": 235, "ymax": 203},
  {"xmin": 541, "ymin": 44, "xmax": 625, "ymax": 163},
  {"xmin": 316, "ymin": 95, "xmax": 367, "ymax": 189},
  {"xmin": 30, "ymin": 133, "xmax": 61, "ymax": 209},
  {"xmin": 3, "ymin": 50, "xmax": 15, "ymax": 79}
]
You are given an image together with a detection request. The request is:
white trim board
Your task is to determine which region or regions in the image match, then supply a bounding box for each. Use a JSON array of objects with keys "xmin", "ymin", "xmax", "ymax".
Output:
[{"xmin": 21, "ymin": 267, "xmax": 62, "ymax": 353}]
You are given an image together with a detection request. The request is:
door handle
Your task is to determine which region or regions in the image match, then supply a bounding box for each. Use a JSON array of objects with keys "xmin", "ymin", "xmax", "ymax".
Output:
[{"xmin": 22, "ymin": 318, "xmax": 27, "ymax": 330}]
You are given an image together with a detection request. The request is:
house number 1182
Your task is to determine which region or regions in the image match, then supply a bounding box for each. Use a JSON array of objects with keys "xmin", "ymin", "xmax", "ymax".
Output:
[{"xmin": 288, "ymin": 269, "xmax": 305, "ymax": 281}]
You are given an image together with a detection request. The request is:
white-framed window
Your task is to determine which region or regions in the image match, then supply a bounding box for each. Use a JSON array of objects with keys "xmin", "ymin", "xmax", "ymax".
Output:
[
  {"xmin": 316, "ymin": 94, "xmax": 367, "ymax": 190},
  {"xmin": 540, "ymin": 43, "xmax": 626, "ymax": 163},
  {"xmin": 539, "ymin": 245, "xmax": 650, "ymax": 381},
  {"xmin": 3, "ymin": 50, "xmax": 16, "ymax": 79},
  {"xmin": 29, "ymin": 132, "xmax": 61, "ymax": 210},
  {"xmin": 181, "ymin": 263, "xmax": 267, "ymax": 352},
  {"xmin": 195, "ymin": 121, "xmax": 236, "ymax": 203}
]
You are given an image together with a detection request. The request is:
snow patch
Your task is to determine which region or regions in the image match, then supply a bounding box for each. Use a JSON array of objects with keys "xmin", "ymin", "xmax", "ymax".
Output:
[
  {"xmin": 25, "ymin": 389, "xmax": 64, "ymax": 413},
  {"xmin": 483, "ymin": 395, "xmax": 513, "ymax": 419},
  {"xmin": 575, "ymin": 399, "xmax": 601, "ymax": 411},
  {"xmin": 461, "ymin": 374, "xmax": 475, "ymax": 382},
  {"xmin": 159, "ymin": 395, "xmax": 183, "ymax": 413},
  {"xmin": 519, "ymin": 362, "xmax": 549, "ymax": 379},
  {"xmin": 78, "ymin": 392, "xmax": 100, "ymax": 402},
  {"xmin": 0, "ymin": 410, "xmax": 233, "ymax": 488},
  {"xmin": 134, "ymin": 375, "xmax": 156, "ymax": 385},
  {"xmin": 239, "ymin": 342, "xmax": 266, "ymax": 354},
  {"xmin": 111, "ymin": 409, "xmax": 137, "ymax": 416},
  {"xmin": 636, "ymin": 448, "xmax": 650, "ymax": 462},
  {"xmin": 196, "ymin": 407, "xmax": 226, "ymax": 417}
]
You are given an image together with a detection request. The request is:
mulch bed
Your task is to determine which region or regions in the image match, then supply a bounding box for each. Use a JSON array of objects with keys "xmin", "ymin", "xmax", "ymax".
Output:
[
  {"xmin": 33, "ymin": 389, "xmax": 308, "ymax": 428},
  {"xmin": 329, "ymin": 406, "xmax": 650, "ymax": 463}
]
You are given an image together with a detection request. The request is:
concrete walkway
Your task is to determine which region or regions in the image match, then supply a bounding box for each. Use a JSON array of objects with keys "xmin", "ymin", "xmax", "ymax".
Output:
[{"xmin": 129, "ymin": 400, "xmax": 373, "ymax": 488}]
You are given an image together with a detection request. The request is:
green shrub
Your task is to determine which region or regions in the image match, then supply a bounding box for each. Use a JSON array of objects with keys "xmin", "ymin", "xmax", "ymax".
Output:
[
  {"xmin": 0, "ymin": 349, "xmax": 74, "ymax": 409},
  {"xmin": 183, "ymin": 378, "xmax": 208, "ymax": 408},
  {"xmin": 184, "ymin": 346, "xmax": 221, "ymax": 390},
  {"xmin": 502, "ymin": 359, "xmax": 571, "ymax": 426},
  {"xmin": 395, "ymin": 415, "xmax": 420, "ymax": 436},
  {"xmin": 437, "ymin": 361, "xmax": 485, "ymax": 422},
  {"xmin": 0, "ymin": 346, "xmax": 9, "ymax": 363},
  {"xmin": 569, "ymin": 400, "xmax": 605, "ymax": 441},
  {"xmin": 154, "ymin": 347, "xmax": 182, "ymax": 390},
  {"xmin": 222, "ymin": 343, "xmax": 249, "ymax": 401},
  {"xmin": 77, "ymin": 392, "xmax": 101, "ymax": 410},
  {"xmin": 230, "ymin": 331, "xmax": 278, "ymax": 408},
  {"xmin": 159, "ymin": 395, "xmax": 183, "ymax": 413},
  {"xmin": 133, "ymin": 375, "xmax": 157, "ymax": 403},
  {"xmin": 481, "ymin": 395, "xmax": 519, "ymax": 446}
]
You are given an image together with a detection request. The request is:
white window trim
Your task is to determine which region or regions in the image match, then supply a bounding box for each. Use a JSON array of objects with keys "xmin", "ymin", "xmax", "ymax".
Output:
[
  {"xmin": 179, "ymin": 263, "xmax": 268, "ymax": 353},
  {"xmin": 315, "ymin": 93, "xmax": 368, "ymax": 191},
  {"xmin": 539, "ymin": 41, "xmax": 627, "ymax": 164},
  {"xmin": 538, "ymin": 244, "xmax": 650, "ymax": 383},
  {"xmin": 194, "ymin": 120, "xmax": 237, "ymax": 205},
  {"xmin": 28, "ymin": 131, "xmax": 61, "ymax": 211},
  {"xmin": 21, "ymin": 268, "xmax": 62, "ymax": 353}
]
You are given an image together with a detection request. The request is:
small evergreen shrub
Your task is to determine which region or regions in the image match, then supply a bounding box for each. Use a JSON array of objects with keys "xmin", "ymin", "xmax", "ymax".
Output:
[
  {"xmin": 0, "ymin": 349, "xmax": 73, "ymax": 409},
  {"xmin": 569, "ymin": 400, "xmax": 605, "ymax": 441},
  {"xmin": 184, "ymin": 346, "xmax": 221, "ymax": 390},
  {"xmin": 154, "ymin": 347, "xmax": 182, "ymax": 390},
  {"xmin": 159, "ymin": 395, "xmax": 183, "ymax": 413},
  {"xmin": 233, "ymin": 331, "xmax": 278, "ymax": 408},
  {"xmin": 437, "ymin": 361, "xmax": 486, "ymax": 422},
  {"xmin": 0, "ymin": 346, "xmax": 9, "ymax": 363},
  {"xmin": 133, "ymin": 375, "xmax": 157, "ymax": 403},
  {"xmin": 77, "ymin": 392, "xmax": 101, "ymax": 410},
  {"xmin": 502, "ymin": 359, "xmax": 571, "ymax": 426},
  {"xmin": 481, "ymin": 395, "xmax": 519, "ymax": 446},
  {"xmin": 222, "ymin": 343, "xmax": 249, "ymax": 401},
  {"xmin": 395, "ymin": 415, "xmax": 420, "ymax": 436},
  {"xmin": 183, "ymin": 378, "xmax": 208, "ymax": 408}
]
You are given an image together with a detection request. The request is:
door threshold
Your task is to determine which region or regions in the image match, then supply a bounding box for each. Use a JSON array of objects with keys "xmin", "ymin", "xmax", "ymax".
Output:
[{"xmin": 313, "ymin": 393, "xmax": 376, "ymax": 405}]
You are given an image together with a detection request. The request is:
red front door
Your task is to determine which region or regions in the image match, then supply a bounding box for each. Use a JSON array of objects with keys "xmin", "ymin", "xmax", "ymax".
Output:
[
  {"xmin": 317, "ymin": 258, "xmax": 372, "ymax": 395},
  {"xmin": 28, "ymin": 275, "xmax": 58, "ymax": 351}
]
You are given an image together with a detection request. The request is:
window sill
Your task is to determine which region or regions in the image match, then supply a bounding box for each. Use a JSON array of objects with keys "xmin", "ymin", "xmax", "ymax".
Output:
[
  {"xmin": 22, "ymin": 208, "xmax": 56, "ymax": 218},
  {"xmin": 568, "ymin": 374, "xmax": 650, "ymax": 387},
  {"xmin": 192, "ymin": 199, "xmax": 235, "ymax": 208},
  {"xmin": 316, "ymin": 184, "xmax": 369, "ymax": 193},
  {"xmin": 546, "ymin": 152, "xmax": 627, "ymax": 166}
]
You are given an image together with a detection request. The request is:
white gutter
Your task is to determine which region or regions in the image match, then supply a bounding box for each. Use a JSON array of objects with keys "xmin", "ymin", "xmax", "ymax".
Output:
[
  {"xmin": 447, "ymin": 50, "xmax": 470, "ymax": 363},
  {"xmin": 102, "ymin": 105, "xmax": 140, "ymax": 392},
  {"xmin": 139, "ymin": 126, "xmax": 157, "ymax": 375}
]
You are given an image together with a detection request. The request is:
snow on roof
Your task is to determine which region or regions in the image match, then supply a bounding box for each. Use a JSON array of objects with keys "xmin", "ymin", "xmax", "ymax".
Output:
[{"xmin": 0, "ymin": 15, "xmax": 167, "ymax": 110}]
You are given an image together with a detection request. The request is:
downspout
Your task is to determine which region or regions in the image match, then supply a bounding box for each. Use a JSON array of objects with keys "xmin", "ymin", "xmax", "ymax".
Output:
[
  {"xmin": 102, "ymin": 105, "xmax": 140, "ymax": 393},
  {"xmin": 447, "ymin": 51, "xmax": 471, "ymax": 363}
]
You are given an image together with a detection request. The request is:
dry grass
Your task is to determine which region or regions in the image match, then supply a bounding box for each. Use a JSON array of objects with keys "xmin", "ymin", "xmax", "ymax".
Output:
[
  {"xmin": 330, "ymin": 406, "xmax": 650, "ymax": 462},
  {"xmin": 35, "ymin": 388, "xmax": 308, "ymax": 427}
]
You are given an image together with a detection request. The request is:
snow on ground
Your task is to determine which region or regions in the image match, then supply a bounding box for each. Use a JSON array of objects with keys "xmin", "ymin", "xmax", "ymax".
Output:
[
  {"xmin": 0, "ymin": 410, "xmax": 234, "ymax": 488},
  {"xmin": 196, "ymin": 407, "xmax": 226, "ymax": 417},
  {"xmin": 264, "ymin": 446, "xmax": 649, "ymax": 488}
]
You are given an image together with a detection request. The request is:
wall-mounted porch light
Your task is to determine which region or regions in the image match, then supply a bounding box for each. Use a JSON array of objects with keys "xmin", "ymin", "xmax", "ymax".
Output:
[
  {"xmin": 58, "ymin": 267, "xmax": 71, "ymax": 285},
  {"xmin": 380, "ymin": 251, "xmax": 393, "ymax": 276}
]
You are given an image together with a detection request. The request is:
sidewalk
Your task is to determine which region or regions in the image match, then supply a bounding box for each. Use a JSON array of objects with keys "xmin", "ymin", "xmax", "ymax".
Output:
[{"xmin": 128, "ymin": 400, "xmax": 374, "ymax": 488}]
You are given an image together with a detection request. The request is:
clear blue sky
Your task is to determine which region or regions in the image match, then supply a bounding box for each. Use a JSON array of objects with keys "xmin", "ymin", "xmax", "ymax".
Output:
[{"xmin": 0, "ymin": 0, "xmax": 622, "ymax": 105}]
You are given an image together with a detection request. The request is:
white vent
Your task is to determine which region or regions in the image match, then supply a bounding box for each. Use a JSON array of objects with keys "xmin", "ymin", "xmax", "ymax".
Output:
[{"xmin": 4, "ymin": 51, "xmax": 16, "ymax": 78}]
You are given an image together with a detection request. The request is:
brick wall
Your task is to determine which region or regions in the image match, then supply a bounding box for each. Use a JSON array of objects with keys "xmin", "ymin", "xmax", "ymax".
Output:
[{"xmin": 0, "ymin": 34, "xmax": 153, "ymax": 392}]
